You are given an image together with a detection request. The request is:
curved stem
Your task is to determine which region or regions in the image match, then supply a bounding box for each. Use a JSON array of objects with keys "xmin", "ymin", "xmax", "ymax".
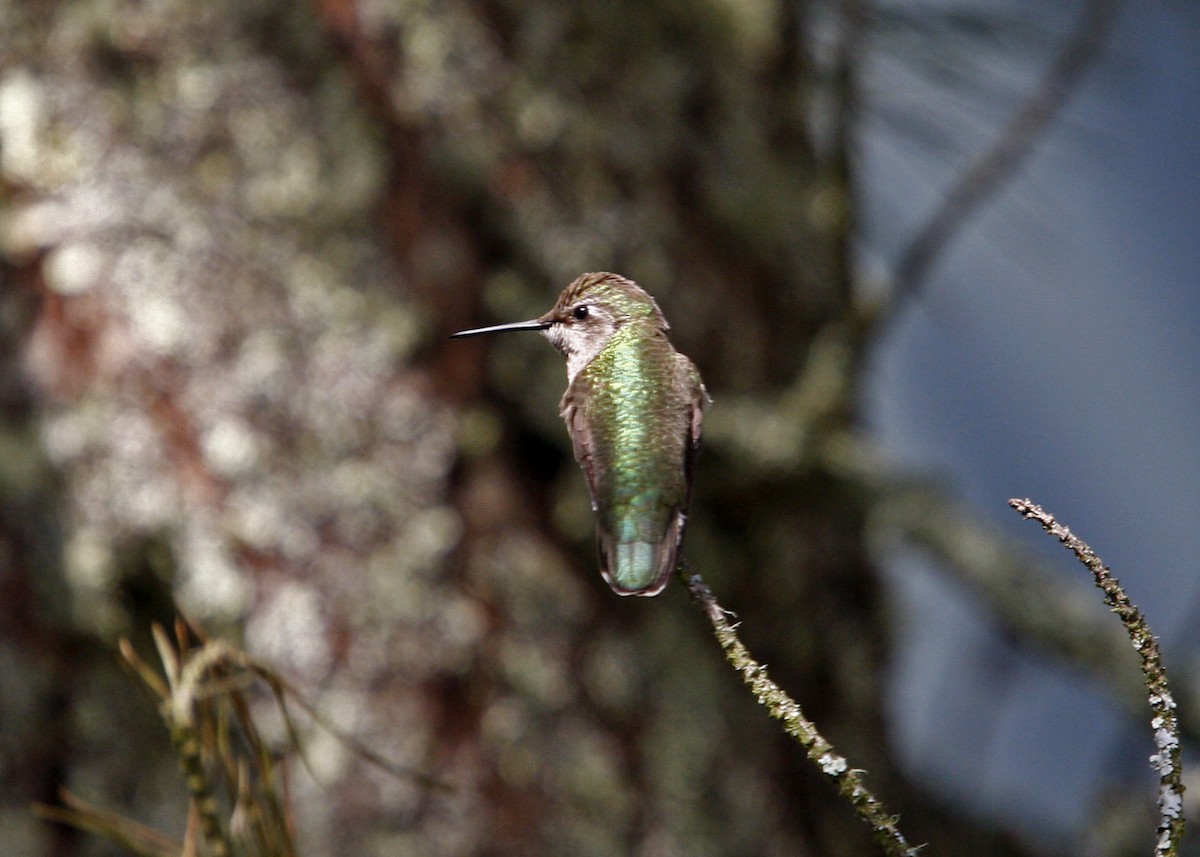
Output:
[
  {"xmin": 1010, "ymin": 498, "xmax": 1185, "ymax": 856},
  {"xmin": 684, "ymin": 572, "xmax": 921, "ymax": 857}
]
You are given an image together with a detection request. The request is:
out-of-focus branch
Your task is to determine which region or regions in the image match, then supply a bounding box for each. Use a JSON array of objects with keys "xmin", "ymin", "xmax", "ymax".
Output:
[
  {"xmin": 891, "ymin": 0, "xmax": 1122, "ymax": 300},
  {"xmin": 684, "ymin": 572, "xmax": 922, "ymax": 857},
  {"xmin": 711, "ymin": 356, "xmax": 1200, "ymax": 747},
  {"xmin": 37, "ymin": 620, "xmax": 448, "ymax": 857},
  {"xmin": 1010, "ymin": 499, "xmax": 1185, "ymax": 857},
  {"xmin": 826, "ymin": 0, "xmax": 870, "ymax": 306},
  {"xmin": 821, "ymin": 435, "xmax": 1200, "ymax": 746},
  {"xmin": 871, "ymin": 487, "xmax": 1164, "ymax": 711},
  {"xmin": 33, "ymin": 791, "xmax": 181, "ymax": 857}
]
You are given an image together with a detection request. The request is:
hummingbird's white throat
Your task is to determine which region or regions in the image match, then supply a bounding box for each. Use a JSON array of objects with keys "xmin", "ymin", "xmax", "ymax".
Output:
[{"xmin": 543, "ymin": 311, "xmax": 619, "ymax": 383}]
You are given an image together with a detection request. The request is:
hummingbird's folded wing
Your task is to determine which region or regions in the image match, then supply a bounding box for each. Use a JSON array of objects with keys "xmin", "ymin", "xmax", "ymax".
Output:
[{"xmin": 678, "ymin": 352, "xmax": 709, "ymax": 508}]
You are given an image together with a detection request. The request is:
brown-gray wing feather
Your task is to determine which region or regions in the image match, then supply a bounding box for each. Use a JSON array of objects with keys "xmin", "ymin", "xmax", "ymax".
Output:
[
  {"xmin": 562, "ymin": 376, "xmax": 629, "ymax": 588},
  {"xmin": 658, "ymin": 353, "xmax": 708, "ymax": 589},
  {"xmin": 679, "ymin": 353, "xmax": 709, "ymax": 510},
  {"xmin": 560, "ymin": 377, "xmax": 600, "ymax": 513}
]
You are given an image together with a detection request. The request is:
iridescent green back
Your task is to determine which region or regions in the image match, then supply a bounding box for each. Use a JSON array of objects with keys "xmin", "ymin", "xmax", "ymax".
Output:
[{"xmin": 572, "ymin": 322, "xmax": 694, "ymax": 592}]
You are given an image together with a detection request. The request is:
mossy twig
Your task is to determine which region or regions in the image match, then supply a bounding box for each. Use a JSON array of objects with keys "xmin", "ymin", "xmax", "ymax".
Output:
[
  {"xmin": 1010, "ymin": 498, "xmax": 1185, "ymax": 856},
  {"xmin": 684, "ymin": 572, "xmax": 921, "ymax": 857}
]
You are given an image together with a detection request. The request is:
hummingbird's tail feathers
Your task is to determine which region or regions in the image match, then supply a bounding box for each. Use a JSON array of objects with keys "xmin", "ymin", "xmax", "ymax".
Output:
[{"xmin": 596, "ymin": 512, "xmax": 684, "ymax": 597}]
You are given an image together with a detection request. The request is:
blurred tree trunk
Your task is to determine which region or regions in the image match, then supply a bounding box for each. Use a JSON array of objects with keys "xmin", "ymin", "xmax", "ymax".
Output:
[{"xmin": 0, "ymin": 1, "xmax": 1038, "ymax": 855}]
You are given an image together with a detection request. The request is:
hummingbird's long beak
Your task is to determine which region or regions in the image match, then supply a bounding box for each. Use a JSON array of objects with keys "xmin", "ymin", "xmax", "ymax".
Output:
[{"xmin": 450, "ymin": 319, "xmax": 552, "ymax": 338}]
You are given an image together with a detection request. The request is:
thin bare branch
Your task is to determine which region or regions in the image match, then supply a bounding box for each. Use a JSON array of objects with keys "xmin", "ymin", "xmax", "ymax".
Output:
[
  {"xmin": 33, "ymin": 791, "xmax": 181, "ymax": 857},
  {"xmin": 892, "ymin": 0, "xmax": 1122, "ymax": 300},
  {"xmin": 1010, "ymin": 498, "xmax": 1185, "ymax": 856},
  {"xmin": 53, "ymin": 626, "xmax": 450, "ymax": 857},
  {"xmin": 248, "ymin": 663, "xmax": 454, "ymax": 793}
]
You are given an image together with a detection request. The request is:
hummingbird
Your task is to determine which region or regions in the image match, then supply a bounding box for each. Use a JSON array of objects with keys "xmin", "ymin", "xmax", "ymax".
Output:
[{"xmin": 452, "ymin": 272, "xmax": 709, "ymax": 596}]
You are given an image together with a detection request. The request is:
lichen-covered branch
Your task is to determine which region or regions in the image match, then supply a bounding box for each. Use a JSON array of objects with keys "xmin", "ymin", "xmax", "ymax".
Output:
[
  {"xmin": 684, "ymin": 573, "xmax": 922, "ymax": 857},
  {"xmin": 1009, "ymin": 499, "xmax": 1185, "ymax": 857}
]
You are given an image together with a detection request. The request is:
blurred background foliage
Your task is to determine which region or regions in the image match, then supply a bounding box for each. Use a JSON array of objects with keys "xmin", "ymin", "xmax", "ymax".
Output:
[{"xmin": 0, "ymin": 0, "xmax": 1192, "ymax": 855}]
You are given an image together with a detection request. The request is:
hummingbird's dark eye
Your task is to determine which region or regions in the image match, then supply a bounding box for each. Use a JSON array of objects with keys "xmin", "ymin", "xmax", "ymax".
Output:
[{"xmin": 572, "ymin": 305, "xmax": 589, "ymax": 320}]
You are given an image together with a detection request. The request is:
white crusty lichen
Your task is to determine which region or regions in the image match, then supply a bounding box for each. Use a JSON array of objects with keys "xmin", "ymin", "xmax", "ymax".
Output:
[
  {"xmin": 1159, "ymin": 785, "xmax": 1183, "ymax": 820},
  {"xmin": 819, "ymin": 752, "xmax": 848, "ymax": 776}
]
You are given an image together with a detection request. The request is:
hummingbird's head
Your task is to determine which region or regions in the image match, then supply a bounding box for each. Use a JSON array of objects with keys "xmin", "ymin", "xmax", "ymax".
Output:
[
  {"xmin": 540, "ymin": 272, "xmax": 667, "ymax": 380},
  {"xmin": 450, "ymin": 273, "xmax": 669, "ymax": 382}
]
